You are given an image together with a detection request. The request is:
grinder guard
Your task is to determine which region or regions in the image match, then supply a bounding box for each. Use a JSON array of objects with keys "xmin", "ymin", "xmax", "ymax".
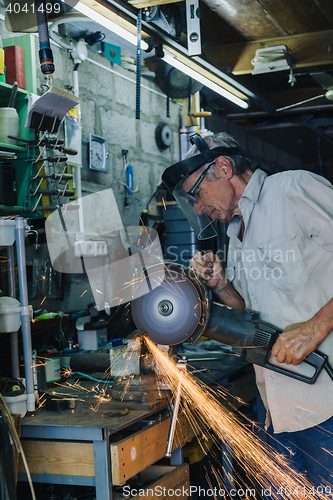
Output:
[
  {"xmin": 132, "ymin": 262, "xmax": 332, "ymax": 384},
  {"xmin": 131, "ymin": 262, "xmax": 211, "ymax": 345}
]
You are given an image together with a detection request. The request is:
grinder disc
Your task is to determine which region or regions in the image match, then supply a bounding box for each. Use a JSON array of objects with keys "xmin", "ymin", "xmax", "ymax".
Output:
[{"xmin": 132, "ymin": 263, "xmax": 210, "ymax": 345}]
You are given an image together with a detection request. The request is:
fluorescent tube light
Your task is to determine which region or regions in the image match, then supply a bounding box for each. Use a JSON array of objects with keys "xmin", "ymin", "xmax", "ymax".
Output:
[
  {"xmin": 73, "ymin": 1, "xmax": 149, "ymax": 51},
  {"xmin": 163, "ymin": 53, "xmax": 249, "ymax": 109}
]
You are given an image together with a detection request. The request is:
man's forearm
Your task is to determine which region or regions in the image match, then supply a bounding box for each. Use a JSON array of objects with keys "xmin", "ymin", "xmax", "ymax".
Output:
[
  {"xmin": 213, "ymin": 283, "xmax": 245, "ymax": 311},
  {"xmin": 312, "ymin": 297, "xmax": 333, "ymax": 342}
]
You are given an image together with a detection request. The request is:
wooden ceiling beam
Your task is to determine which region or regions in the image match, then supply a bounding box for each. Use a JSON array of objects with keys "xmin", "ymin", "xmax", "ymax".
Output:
[
  {"xmin": 128, "ymin": 0, "xmax": 181, "ymax": 8},
  {"xmin": 264, "ymin": 87, "xmax": 327, "ymax": 107},
  {"xmin": 204, "ymin": 30, "xmax": 333, "ymax": 75},
  {"xmin": 78, "ymin": 0, "xmax": 149, "ymax": 37}
]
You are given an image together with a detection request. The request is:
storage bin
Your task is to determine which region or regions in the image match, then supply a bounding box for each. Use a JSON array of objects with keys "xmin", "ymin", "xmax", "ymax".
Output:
[
  {"xmin": 3, "ymin": 393, "xmax": 27, "ymax": 417},
  {"xmin": 0, "ymin": 296, "xmax": 21, "ymax": 333},
  {"xmin": 0, "ymin": 219, "xmax": 16, "ymax": 246}
]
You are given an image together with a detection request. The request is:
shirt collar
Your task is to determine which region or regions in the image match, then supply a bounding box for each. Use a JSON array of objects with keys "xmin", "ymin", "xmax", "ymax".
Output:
[
  {"xmin": 227, "ymin": 169, "xmax": 267, "ymax": 238},
  {"xmin": 240, "ymin": 168, "xmax": 267, "ymax": 204}
]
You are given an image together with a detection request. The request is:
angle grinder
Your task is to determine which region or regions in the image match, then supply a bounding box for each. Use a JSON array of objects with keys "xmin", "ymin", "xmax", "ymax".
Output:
[{"xmin": 132, "ymin": 262, "xmax": 333, "ymax": 384}]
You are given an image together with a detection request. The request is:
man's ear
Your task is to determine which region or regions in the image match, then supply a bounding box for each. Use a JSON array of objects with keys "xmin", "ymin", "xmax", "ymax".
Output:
[{"xmin": 215, "ymin": 157, "xmax": 233, "ymax": 179}]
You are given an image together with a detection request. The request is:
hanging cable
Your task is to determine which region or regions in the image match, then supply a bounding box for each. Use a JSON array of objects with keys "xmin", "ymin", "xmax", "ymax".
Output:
[{"xmin": 35, "ymin": 0, "xmax": 55, "ymax": 74}]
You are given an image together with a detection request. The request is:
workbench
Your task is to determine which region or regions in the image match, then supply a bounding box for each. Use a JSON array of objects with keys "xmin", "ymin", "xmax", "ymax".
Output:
[
  {"xmin": 17, "ymin": 382, "xmax": 193, "ymax": 500},
  {"xmin": 17, "ymin": 353, "xmax": 258, "ymax": 499}
]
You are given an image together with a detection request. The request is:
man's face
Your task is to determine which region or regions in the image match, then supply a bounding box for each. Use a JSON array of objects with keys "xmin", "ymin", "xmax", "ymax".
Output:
[{"xmin": 182, "ymin": 158, "xmax": 239, "ymax": 224}]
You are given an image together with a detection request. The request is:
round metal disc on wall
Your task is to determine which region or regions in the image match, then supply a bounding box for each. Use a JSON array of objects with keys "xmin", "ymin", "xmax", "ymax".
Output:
[{"xmin": 155, "ymin": 122, "xmax": 173, "ymax": 150}]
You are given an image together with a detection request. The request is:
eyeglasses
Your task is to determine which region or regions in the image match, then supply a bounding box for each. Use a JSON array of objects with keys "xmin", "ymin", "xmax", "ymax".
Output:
[{"xmin": 185, "ymin": 162, "xmax": 215, "ymax": 205}]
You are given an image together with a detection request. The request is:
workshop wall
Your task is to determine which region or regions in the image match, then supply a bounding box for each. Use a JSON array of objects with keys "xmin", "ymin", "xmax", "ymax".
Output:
[
  {"xmin": 34, "ymin": 41, "xmax": 180, "ymax": 312},
  {"xmin": 33, "ymin": 40, "xmax": 181, "ymax": 228},
  {"xmin": 0, "ymin": 11, "xmax": 301, "ymax": 317},
  {"xmin": 0, "ymin": 14, "xmax": 181, "ymax": 313}
]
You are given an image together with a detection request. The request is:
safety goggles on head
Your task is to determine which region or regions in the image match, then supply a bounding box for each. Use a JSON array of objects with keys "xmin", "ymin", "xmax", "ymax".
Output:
[
  {"xmin": 185, "ymin": 161, "xmax": 215, "ymax": 206},
  {"xmin": 162, "ymin": 133, "xmax": 243, "ymax": 240}
]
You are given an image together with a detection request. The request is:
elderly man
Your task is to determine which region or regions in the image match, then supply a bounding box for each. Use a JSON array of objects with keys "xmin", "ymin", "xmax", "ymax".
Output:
[{"xmin": 162, "ymin": 132, "xmax": 333, "ymax": 487}]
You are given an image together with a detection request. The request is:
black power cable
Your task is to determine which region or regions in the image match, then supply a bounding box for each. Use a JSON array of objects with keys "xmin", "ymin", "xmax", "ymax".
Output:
[{"xmin": 35, "ymin": 0, "xmax": 55, "ymax": 74}]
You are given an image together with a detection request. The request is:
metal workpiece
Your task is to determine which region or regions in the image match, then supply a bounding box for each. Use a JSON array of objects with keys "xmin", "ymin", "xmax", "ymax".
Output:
[
  {"xmin": 110, "ymin": 373, "xmax": 168, "ymax": 404},
  {"xmin": 15, "ymin": 218, "xmax": 35, "ymax": 412},
  {"xmin": 165, "ymin": 357, "xmax": 187, "ymax": 458}
]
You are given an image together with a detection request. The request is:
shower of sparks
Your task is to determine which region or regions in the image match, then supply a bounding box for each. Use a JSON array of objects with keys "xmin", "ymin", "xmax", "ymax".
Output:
[
  {"xmin": 162, "ymin": 197, "xmax": 166, "ymax": 210},
  {"xmin": 144, "ymin": 336, "xmax": 332, "ymax": 500},
  {"xmin": 80, "ymin": 290, "xmax": 87, "ymax": 297},
  {"xmin": 40, "ymin": 296, "xmax": 46, "ymax": 305},
  {"xmin": 33, "ymin": 338, "xmax": 144, "ymax": 414},
  {"xmin": 61, "ymin": 366, "xmax": 72, "ymax": 378}
]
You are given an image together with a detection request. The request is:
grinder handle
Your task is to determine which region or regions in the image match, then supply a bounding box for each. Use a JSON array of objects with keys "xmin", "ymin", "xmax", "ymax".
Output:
[{"xmin": 265, "ymin": 349, "xmax": 328, "ymax": 384}]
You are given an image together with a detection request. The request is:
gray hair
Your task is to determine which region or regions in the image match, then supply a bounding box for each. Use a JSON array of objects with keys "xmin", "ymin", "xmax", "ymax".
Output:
[{"xmin": 185, "ymin": 132, "xmax": 254, "ymax": 178}]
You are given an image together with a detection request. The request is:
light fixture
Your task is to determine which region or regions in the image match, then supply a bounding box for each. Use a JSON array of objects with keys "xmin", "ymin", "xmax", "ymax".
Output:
[
  {"xmin": 64, "ymin": 0, "xmax": 248, "ymax": 109},
  {"xmin": 163, "ymin": 53, "xmax": 249, "ymax": 109},
  {"xmin": 67, "ymin": 0, "xmax": 149, "ymax": 51}
]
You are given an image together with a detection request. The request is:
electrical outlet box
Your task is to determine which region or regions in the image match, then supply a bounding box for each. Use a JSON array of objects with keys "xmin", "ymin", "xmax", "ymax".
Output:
[{"xmin": 74, "ymin": 240, "xmax": 108, "ymax": 257}]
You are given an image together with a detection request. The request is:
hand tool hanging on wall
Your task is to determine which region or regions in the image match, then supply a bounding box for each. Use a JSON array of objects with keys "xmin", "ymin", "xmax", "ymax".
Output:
[
  {"xmin": 132, "ymin": 262, "xmax": 333, "ymax": 384},
  {"xmin": 30, "ymin": 188, "xmax": 75, "ymax": 196},
  {"xmin": 26, "ymin": 133, "xmax": 76, "ymax": 213},
  {"xmin": 35, "ymin": 0, "xmax": 55, "ymax": 74},
  {"xmin": 122, "ymin": 149, "xmax": 130, "ymax": 208},
  {"xmin": 37, "ymin": 173, "xmax": 73, "ymax": 181},
  {"xmin": 8, "ymin": 136, "xmax": 77, "ymax": 156},
  {"xmin": 26, "ymin": 156, "xmax": 68, "ymax": 163},
  {"xmin": 121, "ymin": 149, "xmax": 138, "ymax": 208}
]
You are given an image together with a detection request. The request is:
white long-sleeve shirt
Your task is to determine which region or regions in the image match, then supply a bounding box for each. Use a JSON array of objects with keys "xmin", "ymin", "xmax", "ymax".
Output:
[{"xmin": 226, "ymin": 168, "xmax": 333, "ymax": 433}]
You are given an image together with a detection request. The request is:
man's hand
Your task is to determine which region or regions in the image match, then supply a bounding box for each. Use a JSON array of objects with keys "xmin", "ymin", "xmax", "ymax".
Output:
[
  {"xmin": 271, "ymin": 320, "xmax": 326, "ymax": 365},
  {"xmin": 189, "ymin": 251, "xmax": 245, "ymax": 311},
  {"xmin": 189, "ymin": 251, "xmax": 226, "ymax": 293}
]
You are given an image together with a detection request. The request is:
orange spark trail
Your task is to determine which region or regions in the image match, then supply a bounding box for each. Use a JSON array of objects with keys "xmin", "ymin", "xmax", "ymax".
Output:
[{"xmin": 144, "ymin": 336, "xmax": 332, "ymax": 500}]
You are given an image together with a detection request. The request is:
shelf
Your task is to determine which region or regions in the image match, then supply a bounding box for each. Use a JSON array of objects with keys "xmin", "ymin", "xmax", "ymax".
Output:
[
  {"xmin": 0, "ymin": 205, "xmax": 25, "ymax": 212},
  {"xmin": 0, "ymin": 205, "xmax": 47, "ymax": 218},
  {"xmin": 0, "ymin": 82, "xmax": 30, "ymax": 101},
  {"xmin": 0, "ymin": 142, "xmax": 27, "ymax": 152}
]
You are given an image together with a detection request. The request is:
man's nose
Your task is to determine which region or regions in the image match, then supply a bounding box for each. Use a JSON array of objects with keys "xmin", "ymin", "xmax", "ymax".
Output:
[{"xmin": 194, "ymin": 199, "xmax": 206, "ymax": 215}]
